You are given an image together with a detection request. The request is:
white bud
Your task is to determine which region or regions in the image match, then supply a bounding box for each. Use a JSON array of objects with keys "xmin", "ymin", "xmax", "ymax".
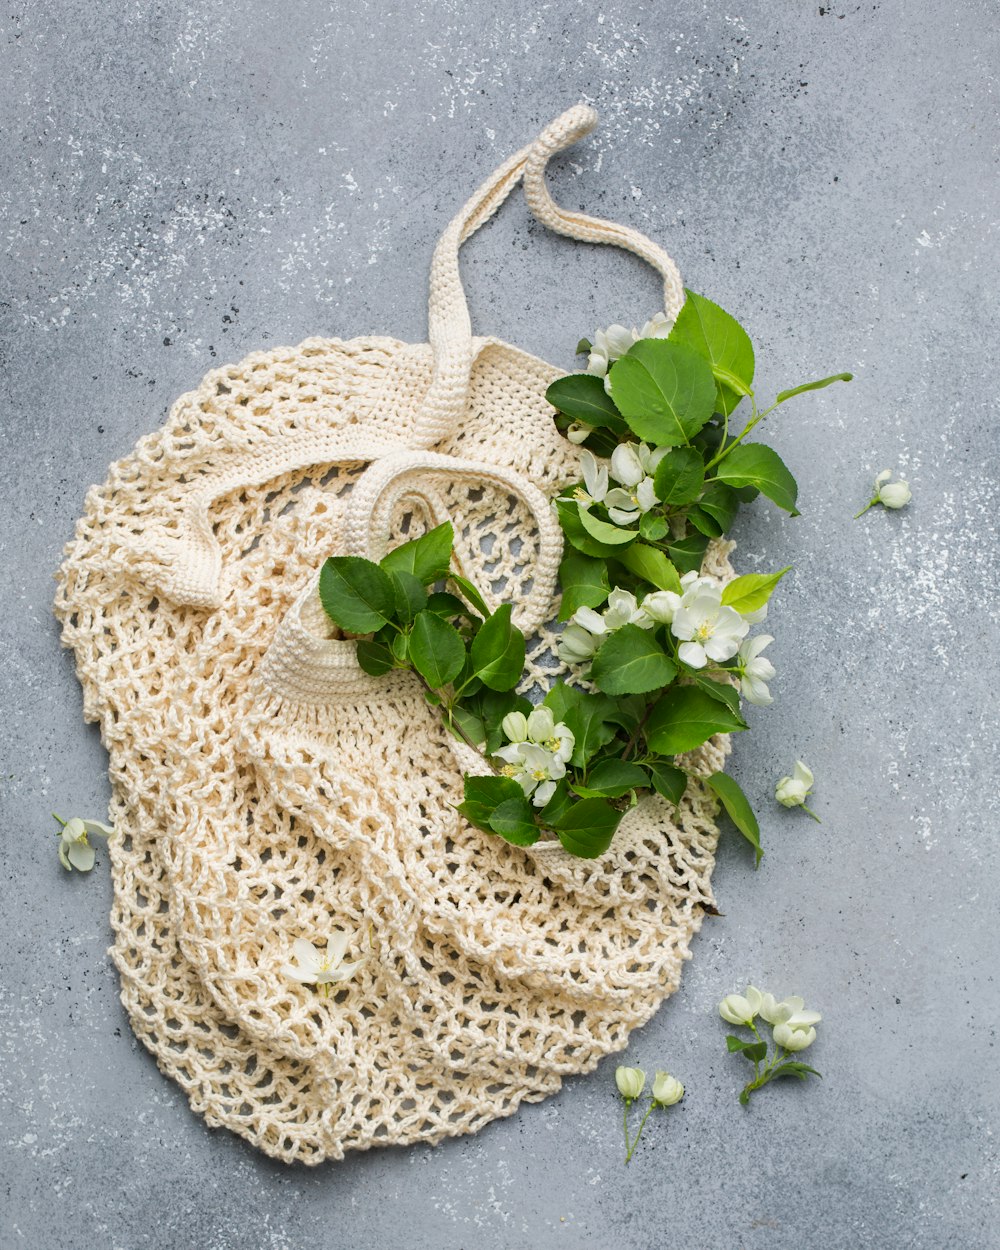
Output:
[
  {"xmin": 501, "ymin": 711, "xmax": 528, "ymax": 743},
  {"xmin": 878, "ymin": 479, "xmax": 912, "ymax": 509},
  {"xmin": 773, "ymin": 1022, "xmax": 817, "ymax": 1051},
  {"xmin": 615, "ymin": 1065, "xmax": 646, "ymax": 1101},
  {"xmin": 651, "ymin": 1071, "xmax": 684, "ymax": 1106}
]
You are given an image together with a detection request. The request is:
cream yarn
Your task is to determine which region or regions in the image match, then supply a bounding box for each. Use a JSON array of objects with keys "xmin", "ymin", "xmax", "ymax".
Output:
[{"xmin": 55, "ymin": 106, "xmax": 732, "ymax": 1164}]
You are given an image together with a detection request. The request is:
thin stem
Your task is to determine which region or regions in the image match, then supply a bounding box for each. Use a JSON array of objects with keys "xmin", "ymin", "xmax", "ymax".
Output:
[
  {"xmin": 52, "ymin": 812, "xmax": 66, "ymax": 828},
  {"xmin": 622, "ymin": 1100, "xmax": 631, "ymax": 1161},
  {"xmin": 853, "ymin": 498, "xmax": 876, "ymax": 519},
  {"xmin": 625, "ymin": 1100, "xmax": 655, "ymax": 1164},
  {"xmin": 800, "ymin": 803, "xmax": 822, "ymax": 823},
  {"xmin": 622, "ymin": 705, "xmax": 655, "ymax": 761}
]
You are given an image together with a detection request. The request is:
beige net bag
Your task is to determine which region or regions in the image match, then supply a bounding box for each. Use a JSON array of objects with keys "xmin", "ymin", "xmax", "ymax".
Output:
[{"xmin": 55, "ymin": 106, "xmax": 733, "ymax": 1164}]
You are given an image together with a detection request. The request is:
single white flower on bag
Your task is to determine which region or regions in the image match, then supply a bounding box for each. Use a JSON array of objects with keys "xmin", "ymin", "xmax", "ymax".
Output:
[
  {"xmin": 615, "ymin": 1065, "xmax": 646, "ymax": 1101},
  {"xmin": 738, "ymin": 634, "xmax": 776, "ymax": 706},
  {"xmin": 494, "ymin": 741, "xmax": 567, "ymax": 808},
  {"xmin": 672, "ymin": 587, "xmax": 749, "ymax": 669},
  {"xmin": 651, "ymin": 1071, "xmax": 684, "ymax": 1107},
  {"xmin": 855, "ymin": 467, "xmax": 912, "ymax": 517},
  {"xmin": 573, "ymin": 450, "xmax": 610, "ymax": 508},
  {"xmin": 282, "ymin": 933, "xmax": 363, "ymax": 989},
  {"xmin": 718, "ymin": 986, "xmax": 762, "ymax": 1025},
  {"xmin": 775, "ymin": 761, "xmax": 820, "ymax": 820},
  {"xmin": 773, "ymin": 1021, "xmax": 817, "ymax": 1051},
  {"xmin": 54, "ymin": 814, "xmax": 113, "ymax": 872}
]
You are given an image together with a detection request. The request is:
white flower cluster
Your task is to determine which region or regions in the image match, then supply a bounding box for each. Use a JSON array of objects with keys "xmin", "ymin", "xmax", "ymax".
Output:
[
  {"xmin": 574, "ymin": 445, "xmax": 668, "ymax": 527},
  {"xmin": 558, "ymin": 573, "xmax": 777, "ymax": 706},
  {"xmin": 585, "ymin": 312, "xmax": 673, "ymax": 394},
  {"xmin": 719, "ymin": 985, "xmax": 822, "ymax": 1052},
  {"xmin": 494, "ymin": 707, "xmax": 576, "ymax": 808}
]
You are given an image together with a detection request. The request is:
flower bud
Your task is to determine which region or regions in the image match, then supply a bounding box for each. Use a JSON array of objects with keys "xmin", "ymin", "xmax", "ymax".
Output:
[
  {"xmin": 718, "ymin": 993, "xmax": 755, "ymax": 1026},
  {"xmin": 640, "ymin": 590, "xmax": 681, "ymax": 624},
  {"xmin": 773, "ymin": 1022, "xmax": 817, "ymax": 1051},
  {"xmin": 775, "ymin": 761, "xmax": 814, "ymax": 808},
  {"xmin": 566, "ymin": 423, "xmax": 590, "ymax": 444},
  {"xmin": 501, "ymin": 711, "xmax": 528, "ymax": 743},
  {"xmin": 878, "ymin": 479, "xmax": 911, "ymax": 509},
  {"xmin": 651, "ymin": 1071, "xmax": 684, "ymax": 1106},
  {"xmin": 526, "ymin": 706, "xmax": 555, "ymax": 744},
  {"xmin": 615, "ymin": 1065, "xmax": 646, "ymax": 1101}
]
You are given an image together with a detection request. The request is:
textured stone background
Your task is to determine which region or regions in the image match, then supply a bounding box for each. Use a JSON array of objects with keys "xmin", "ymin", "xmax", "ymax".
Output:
[{"xmin": 2, "ymin": 2, "xmax": 997, "ymax": 1247}]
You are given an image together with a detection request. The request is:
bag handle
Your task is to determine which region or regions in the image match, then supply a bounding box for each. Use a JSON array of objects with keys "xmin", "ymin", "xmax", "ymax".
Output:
[{"xmin": 344, "ymin": 450, "xmax": 562, "ymax": 635}]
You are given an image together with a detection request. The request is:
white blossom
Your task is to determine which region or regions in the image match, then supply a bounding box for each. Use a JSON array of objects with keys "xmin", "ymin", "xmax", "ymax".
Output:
[
  {"xmin": 585, "ymin": 313, "xmax": 674, "ymax": 394},
  {"xmin": 573, "ymin": 450, "xmax": 610, "ymax": 508},
  {"xmin": 605, "ymin": 442, "xmax": 669, "ymax": 526},
  {"xmin": 718, "ymin": 986, "xmax": 763, "ymax": 1025},
  {"xmin": 672, "ymin": 583, "xmax": 749, "ymax": 669},
  {"xmin": 494, "ymin": 709, "xmax": 575, "ymax": 808},
  {"xmin": 557, "ymin": 589, "xmax": 652, "ymax": 664},
  {"xmin": 856, "ymin": 467, "xmax": 912, "ymax": 517},
  {"xmin": 738, "ymin": 634, "xmax": 776, "ymax": 706},
  {"xmin": 773, "ymin": 1021, "xmax": 817, "ymax": 1051},
  {"xmin": 281, "ymin": 933, "xmax": 363, "ymax": 990},
  {"xmin": 615, "ymin": 1065, "xmax": 646, "ymax": 1101},
  {"xmin": 651, "ymin": 1071, "xmax": 684, "ymax": 1106},
  {"xmin": 775, "ymin": 761, "xmax": 815, "ymax": 811},
  {"xmin": 54, "ymin": 815, "xmax": 112, "ymax": 872}
]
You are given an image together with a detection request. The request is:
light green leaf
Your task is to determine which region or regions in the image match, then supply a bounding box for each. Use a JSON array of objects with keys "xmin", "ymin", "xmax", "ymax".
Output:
[
  {"xmin": 577, "ymin": 503, "xmax": 638, "ymax": 547},
  {"xmin": 619, "ymin": 543, "xmax": 682, "ymax": 593},
  {"xmin": 380, "ymin": 521, "xmax": 454, "ymax": 585},
  {"xmin": 556, "ymin": 499, "xmax": 634, "ymax": 558},
  {"xmin": 547, "ymin": 797, "xmax": 622, "ymax": 859},
  {"xmin": 646, "ymin": 687, "xmax": 747, "ymax": 755},
  {"xmin": 775, "ymin": 373, "xmax": 852, "ymax": 404},
  {"xmin": 669, "ymin": 289, "xmax": 755, "ymax": 415},
  {"xmin": 408, "ymin": 610, "xmax": 465, "ymax": 687},
  {"xmin": 449, "ymin": 705, "xmax": 486, "ymax": 747},
  {"xmin": 470, "ymin": 603, "xmax": 525, "ymax": 692},
  {"xmin": 319, "ymin": 557, "xmax": 397, "ymax": 635},
  {"xmin": 705, "ymin": 771, "xmax": 763, "ymax": 866},
  {"xmin": 609, "ymin": 339, "xmax": 717, "ymax": 446},
  {"xmin": 639, "ymin": 512, "xmax": 669, "ymax": 542},
  {"xmin": 558, "ymin": 551, "xmax": 610, "ymax": 621},
  {"xmin": 545, "ymin": 373, "xmax": 626, "ymax": 431},
  {"xmin": 590, "ymin": 624, "xmax": 677, "ymax": 696},
  {"xmin": 576, "ymin": 337, "xmax": 593, "ymax": 355},
  {"xmin": 721, "ymin": 567, "xmax": 792, "ymax": 614},
  {"xmin": 653, "ymin": 446, "xmax": 705, "ymax": 507},
  {"xmin": 488, "ymin": 795, "xmax": 541, "ymax": 846},
  {"xmin": 714, "ymin": 444, "xmax": 799, "ymax": 516}
]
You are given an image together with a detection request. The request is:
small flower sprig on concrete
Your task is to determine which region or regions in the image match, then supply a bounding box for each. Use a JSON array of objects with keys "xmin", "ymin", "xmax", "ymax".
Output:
[
  {"xmin": 775, "ymin": 760, "xmax": 820, "ymax": 822},
  {"xmin": 854, "ymin": 468, "xmax": 912, "ymax": 518},
  {"xmin": 53, "ymin": 814, "xmax": 112, "ymax": 872},
  {"xmin": 615, "ymin": 1064, "xmax": 684, "ymax": 1162},
  {"xmin": 719, "ymin": 986, "xmax": 822, "ymax": 1105}
]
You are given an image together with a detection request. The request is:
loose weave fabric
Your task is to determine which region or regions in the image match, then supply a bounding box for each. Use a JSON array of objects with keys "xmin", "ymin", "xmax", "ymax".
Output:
[{"xmin": 55, "ymin": 106, "xmax": 733, "ymax": 1164}]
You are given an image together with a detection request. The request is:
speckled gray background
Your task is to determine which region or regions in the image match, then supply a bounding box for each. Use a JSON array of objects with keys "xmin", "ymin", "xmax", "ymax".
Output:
[{"xmin": 2, "ymin": 2, "xmax": 997, "ymax": 1247}]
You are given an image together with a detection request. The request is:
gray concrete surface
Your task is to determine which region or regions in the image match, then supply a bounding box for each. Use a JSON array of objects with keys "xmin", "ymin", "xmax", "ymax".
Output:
[{"xmin": 2, "ymin": 2, "xmax": 998, "ymax": 1247}]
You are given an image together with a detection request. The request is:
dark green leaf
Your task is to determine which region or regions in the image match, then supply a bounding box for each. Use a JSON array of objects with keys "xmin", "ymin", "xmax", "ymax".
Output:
[
  {"xmin": 558, "ymin": 551, "xmax": 610, "ymax": 621},
  {"xmin": 389, "ymin": 570, "xmax": 428, "ymax": 623},
  {"xmin": 426, "ymin": 590, "xmax": 476, "ymax": 620},
  {"xmin": 775, "ymin": 373, "xmax": 852, "ymax": 405},
  {"xmin": 667, "ymin": 530, "xmax": 710, "ymax": 575},
  {"xmin": 560, "ymin": 690, "xmax": 618, "ymax": 769},
  {"xmin": 457, "ymin": 774, "xmax": 525, "ymax": 831},
  {"xmin": 408, "ymin": 611, "xmax": 465, "ymax": 687},
  {"xmin": 646, "ymin": 687, "xmax": 747, "ymax": 755},
  {"xmin": 726, "ymin": 1035, "xmax": 768, "ymax": 1063},
  {"xmin": 479, "ymin": 690, "xmax": 532, "ymax": 754},
  {"xmin": 720, "ymin": 567, "xmax": 791, "ymax": 614},
  {"xmin": 572, "ymin": 759, "xmax": 648, "ymax": 799},
  {"xmin": 690, "ymin": 672, "xmax": 741, "ymax": 714},
  {"xmin": 488, "ymin": 795, "xmax": 541, "ymax": 846},
  {"xmin": 602, "ymin": 694, "xmax": 647, "ymax": 734},
  {"xmin": 619, "ymin": 543, "xmax": 682, "ymax": 593},
  {"xmin": 470, "ymin": 603, "xmax": 525, "ymax": 692},
  {"xmin": 380, "ymin": 521, "xmax": 454, "ymax": 585},
  {"xmin": 705, "ymin": 771, "xmax": 762, "ymax": 866},
  {"xmin": 555, "ymin": 498, "xmax": 633, "ymax": 558},
  {"xmin": 653, "ymin": 445, "xmax": 706, "ymax": 507},
  {"xmin": 771, "ymin": 1062, "xmax": 822, "ymax": 1080},
  {"xmin": 639, "ymin": 512, "xmax": 669, "ymax": 541},
  {"xmin": 669, "ymin": 289, "xmax": 755, "ymax": 416},
  {"xmin": 545, "ymin": 373, "xmax": 626, "ymax": 431},
  {"xmin": 356, "ymin": 639, "xmax": 395, "ymax": 676},
  {"xmin": 448, "ymin": 573, "xmax": 490, "ymax": 617},
  {"xmin": 645, "ymin": 761, "xmax": 688, "ymax": 805},
  {"xmin": 547, "ymin": 797, "xmax": 622, "ymax": 859},
  {"xmin": 590, "ymin": 624, "xmax": 677, "ymax": 696},
  {"xmin": 576, "ymin": 337, "xmax": 592, "ymax": 355},
  {"xmin": 714, "ymin": 444, "xmax": 799, "ymax": 516},
  {"xmin": 319, "ymin": 557, "xmax": 397, "ymax": 635},
  {"xmin": 688, "ymin": 481, "xmax": 740, "ymax": 537},
  {"xmin": 609, "ymin": 339, "xmax": 717, "ymax": 446},
  {"xmin": 538, "ymin": 778, "xmax": 575, "ymax": 827}
]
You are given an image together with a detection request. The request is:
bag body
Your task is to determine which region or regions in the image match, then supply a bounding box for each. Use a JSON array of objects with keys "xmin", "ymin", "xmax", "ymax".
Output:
[{"xmin": 55, "ymin": 106, "xmax": 730, "ymax": 1164}]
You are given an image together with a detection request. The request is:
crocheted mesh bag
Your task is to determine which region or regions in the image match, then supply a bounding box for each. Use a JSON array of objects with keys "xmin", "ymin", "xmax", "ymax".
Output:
[{"xmin": 55, "ymin": 106, "xmax": 734, "ymax": 1164}]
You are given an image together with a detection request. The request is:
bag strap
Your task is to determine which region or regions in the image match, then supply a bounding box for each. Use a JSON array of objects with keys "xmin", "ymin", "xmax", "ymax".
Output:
[{"xmin": 344, "ymin": 450, "xmax": 562, "ymax": 635}]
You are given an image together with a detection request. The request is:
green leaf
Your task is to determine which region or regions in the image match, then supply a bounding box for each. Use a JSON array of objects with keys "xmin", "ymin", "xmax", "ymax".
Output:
[
  {"xmin": 408, "ymin": 611, "xmax": 466, "ymax": 687},
  {"xmin": 619, "ymin": 543, "xmax": 682, "ymax": 593},
  {"xmin": 714, "ymin": 444, "xmax": 799, "ymax": 516},
  {"xmin": 705, "ymin": 771, "xmax": 763, "ymax": 866},
  {"xmin": 590, "ymin": 624, "xmax": 677, "ymax": 696},
  {"xmin": 690, "ymin": 672, "xmax": 741, "ymax": 714},
  {"xmin": 448, "ymin": 573, "xmax": 491, "ymax": 617},
  {"xmin": 457, "ymin": 774, "xmax": 525, "ymax": 831},
  {"xmin": 771, "ymin": 1061, "xmax": 822, "ymax": 1080},
  {"xmin": 426, "ymin": 590, "xmax": 475, "ymax": 620},
  {"xmin": 449, "ymin": 704, "xmax": 486, "ymax": 747},
  {"xmin": 380, "ymin": 521, "xmax": 454, "ymax": 585},
  {"xmin": 547, "ymin": 797, "xmax": 622, "ymax": 859},
  {"xmin": 576, "ymin": 337, "xmax": 592, "ymax": 355},
  {"xmin": 609, "ymin": 339, "xmax": 717, "ymax": 447},
  {"xmin": 721, "ymin": 567, "xmax": 792, "ymax": 614},
  {"xmin": 488, "ymin": 795, "xmax": 541, "ymax": 846},
  {"xmin": 555, "ymin": 498, "xmax": 634, "ymax": 559},
  {"xmin": 319, "ymin": 557, "xmax": 397, "ymax": 635},
  {"xmin": 356, "ymin": 639, "xmax": 395, "ymax": 676},
  {"xmin": 653, "ymin": 446, "xmax": 705, "ymax": 507},
  {"xmin": 646, "ymin": 687, "xmax": 747, "ymax": 755},
  {"xmin": 688, "ymin": 481, "xmax": 740, "ymax": 537},
  {"xmin": 470, "ymin": 603, "xmax": 525, "ymax": 692},
  {"xmin": 572, "ymin": 759, "xmax": 648, "ymax": 799},
  {"xmin": 389, "ymin": 570, "xmax": 428, "ymax": 623},
  {"xmin": 775, "ymin": 373, "xmax": 852, "ymax": 405},
  {"xmin": 669, "ymin": 289, "xmax": 755, "ymax": 416},
  {"xmin": 726, "ymin": 1035, "xmax": 768, "ymax": 1063},
  {"xmin": 545, "ymin": 373, "xmax": 626, "ymax": 431},
  {"xmin": 645, "ymin": 761, "xmax": 688, "ymax": 805},
  {"xmin": 478, "ymin": 690, "xmax": 532, "ymax": 753},
  {"xmin": 538, "ymin": 778, "xmax": 575, "ymax": 827},
  {"xmin": 639, "ymin": 512, "xmax": 668, "ymax": 542},
  {"xmin": 558, "ymin": 551, "xmax": 610, "ymax": 620},
  {"xmin": 576, "ymin": 503, "xmax": 638, "ymax": 547},
  {"xmin": 667, "ymin": 530, "xmax": 710, "ymax": 575},
  {"xmin": 560, "ymin": 690, "xmax": 618, "ymax": 769}
]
